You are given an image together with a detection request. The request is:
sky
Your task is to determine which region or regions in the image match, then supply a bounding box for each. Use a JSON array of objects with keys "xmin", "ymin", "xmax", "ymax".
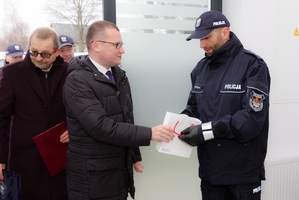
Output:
[{"xmin": 0, "ymin": 0, "xmax": 51, "ymax": 32}]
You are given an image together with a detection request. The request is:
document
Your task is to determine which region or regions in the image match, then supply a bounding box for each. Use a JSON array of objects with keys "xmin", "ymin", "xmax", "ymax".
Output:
[
  {"xmin": 33, "ymin": 121, "xmax": 68, "ymax": 176},
  {"xmin": 156, "ymin": 112, "xmax": 201, "ymax": 158}
]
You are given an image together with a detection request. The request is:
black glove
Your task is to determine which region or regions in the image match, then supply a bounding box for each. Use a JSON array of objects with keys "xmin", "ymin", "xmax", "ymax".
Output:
[
  {"xmin": 178, "ymin": 122, "xmax": 214, "ymax": 146},
  {"xmin": 179, "ymin": 121, "xmax": 228, "ymax": 146}
]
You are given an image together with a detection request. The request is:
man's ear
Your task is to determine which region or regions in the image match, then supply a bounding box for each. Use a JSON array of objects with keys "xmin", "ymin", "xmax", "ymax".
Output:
[
  {"xmin": 91, "ymin": 41, "xmax": 101, "ymax": 53},
  {"xmin": 222, "ymin": 27, "xmax": 230, "ymax": 40}
]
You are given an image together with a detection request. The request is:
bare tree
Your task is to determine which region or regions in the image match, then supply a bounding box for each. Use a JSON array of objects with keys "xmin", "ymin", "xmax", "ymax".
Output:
[
  {"xmin": 45, "ymin": 0, "xmax": 102, "ymax": 52},
  {"xmin": 0, "ymin": 2, "xmax": 30, "ymax": 51}
]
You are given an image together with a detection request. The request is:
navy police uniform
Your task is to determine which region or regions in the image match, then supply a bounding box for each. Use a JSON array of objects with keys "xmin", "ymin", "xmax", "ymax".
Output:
[{"xmin": 181, "ymin": 32, "xmax": 271, "ymax": 200}]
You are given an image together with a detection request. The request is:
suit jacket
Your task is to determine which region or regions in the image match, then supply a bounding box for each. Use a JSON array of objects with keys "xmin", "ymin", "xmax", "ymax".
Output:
[{"xmin": 0, "ymin": 53, "xmax": 68, "ymax": 200}]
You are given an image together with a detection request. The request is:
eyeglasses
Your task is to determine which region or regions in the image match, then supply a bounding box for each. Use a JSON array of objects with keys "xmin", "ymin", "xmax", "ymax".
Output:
[
  {"xmin": 94, "ymin": 41, "xmax": 124, "ymax": 49},
  {"xmin": 28, "ymin": 50, "xmax": 56, "ymax": 58}
]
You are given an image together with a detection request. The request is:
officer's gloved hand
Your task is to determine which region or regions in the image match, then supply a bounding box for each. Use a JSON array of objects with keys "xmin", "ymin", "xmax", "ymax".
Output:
[
  {"xmin": 178, "ymin": 122, "xmax": 214, "ymax": 146},
  {"xmin": 179, "ymin": 121, "xmax": 228, "ymax": 146},
  {"xmin": 178, "ymin": 126, "xmax": 202, "ymax": 146}
]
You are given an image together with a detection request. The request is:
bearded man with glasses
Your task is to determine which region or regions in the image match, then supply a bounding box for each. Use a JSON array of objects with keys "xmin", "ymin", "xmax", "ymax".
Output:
[{"xmin": 0, "ymin": 27, "xmax": 69, "ymax": 200}]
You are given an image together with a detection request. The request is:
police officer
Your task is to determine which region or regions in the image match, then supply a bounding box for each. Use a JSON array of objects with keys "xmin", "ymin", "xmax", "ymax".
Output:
[
  {"xmin": 0, "ymin": 44, "xmax": 24, "ymax": 77},
  {"xmin": 179, "ymin": 10, "xmax": 271, "ymax": 200}
]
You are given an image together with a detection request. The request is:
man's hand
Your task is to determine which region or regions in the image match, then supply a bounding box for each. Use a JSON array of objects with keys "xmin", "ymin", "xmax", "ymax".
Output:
[
  {"xmin": 60, "ymin": 130, "xmax": 69, "ymax": 143},
  {"xmin": 151, "ymin": 125, "xmax": 174, "ymax": 142},
  {"xmin": 133, "ymin": 161, "xmax": 144, "ymax": 173},
  {"xmin": 0, "ymin": 163, "xmax": 6, "ymax": 180}
]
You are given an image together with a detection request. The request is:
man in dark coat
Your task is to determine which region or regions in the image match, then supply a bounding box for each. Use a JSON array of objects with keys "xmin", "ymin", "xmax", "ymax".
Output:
[
  {"xmin": 0, "ymin": 27, "xmax": 69, "ymax": 200},
  {"xmin": 63, "ymin": 20, "xmax": 174, "ymax": 200}
]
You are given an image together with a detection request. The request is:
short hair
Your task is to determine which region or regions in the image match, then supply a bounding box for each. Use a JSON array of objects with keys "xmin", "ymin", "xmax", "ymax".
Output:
[
  {"xmin": 29, "ymin": 27, "xmax": 59, "ymax": 50},
  {"xmin": 86, "ymin": 20, "xmax": 119, "ymax": 50}
]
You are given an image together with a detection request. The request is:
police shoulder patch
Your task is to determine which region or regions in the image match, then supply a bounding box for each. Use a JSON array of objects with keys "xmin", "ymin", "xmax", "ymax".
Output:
[{"xmin": 249, "ymin": 91, "xmax": 265, "ymax": 112}]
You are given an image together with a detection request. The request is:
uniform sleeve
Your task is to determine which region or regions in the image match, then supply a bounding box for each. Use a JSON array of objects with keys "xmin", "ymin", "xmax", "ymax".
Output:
[{"xmin": 213, "ymin": 58, "xmax": 271, "ymax": 142}]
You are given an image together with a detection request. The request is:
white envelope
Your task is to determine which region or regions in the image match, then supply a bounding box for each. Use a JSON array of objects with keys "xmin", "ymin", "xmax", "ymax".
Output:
[{"xmin": 156, "ymin": 112, "xmax": 201, "ymax": 158}]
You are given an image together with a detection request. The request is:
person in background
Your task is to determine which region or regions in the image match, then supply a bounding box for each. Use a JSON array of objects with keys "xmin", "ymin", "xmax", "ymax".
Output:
[
  {"xmin": 63, "ymin": 20, "xmax": 174, "ymax": 200},
  {"xmin": 178, "ymin": 10, "xmax": 271, "ymax": 200},
  {"xmin": 0, "ymin": 27, "xmax": 69, "ymax": 200},
  {"xmin": 5, "ymin": 43, "xmax": 24, "ymax": 64},
  {"xmin": 58, "ymin": 34, "xmax": 75, "ymax": 63},
  {"xmin": 0, "ymin": 43, "xmax": 25, "ymax": 76}
]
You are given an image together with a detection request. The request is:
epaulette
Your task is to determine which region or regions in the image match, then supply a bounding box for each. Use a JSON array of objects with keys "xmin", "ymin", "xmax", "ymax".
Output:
[{"xmin": 244, "ymin": 49, "xmax": 262, "ymax": 60}]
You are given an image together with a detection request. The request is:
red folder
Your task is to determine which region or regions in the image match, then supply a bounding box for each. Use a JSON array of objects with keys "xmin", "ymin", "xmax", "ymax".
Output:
[{"xmin": 33, "ymin": 121, "xmax": 68, "ymax": 176}]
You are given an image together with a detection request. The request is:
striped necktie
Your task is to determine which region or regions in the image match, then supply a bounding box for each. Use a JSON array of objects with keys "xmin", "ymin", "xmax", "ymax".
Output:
[{"xmin": 106, "ymin": 70, "xmax": 115, "ymax": 83}]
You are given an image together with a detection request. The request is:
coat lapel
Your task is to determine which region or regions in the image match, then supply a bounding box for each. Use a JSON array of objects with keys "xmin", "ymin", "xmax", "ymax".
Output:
[
  {"xmin": 48, "ymin": 58, "xmax": 65, "ymax": 99},
  {"xmin": 21, "ymin": 54, "xmax": 66, "ymax": 103},
  {"xmin": 21, "ymin": 54, "xmax": 47, "ymax": 103}
]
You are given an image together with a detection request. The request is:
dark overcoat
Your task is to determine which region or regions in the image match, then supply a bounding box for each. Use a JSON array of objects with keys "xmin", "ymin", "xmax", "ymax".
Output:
[{"xmin": 0, "ymin": 53, "xmax": 68, "ymax": 200}]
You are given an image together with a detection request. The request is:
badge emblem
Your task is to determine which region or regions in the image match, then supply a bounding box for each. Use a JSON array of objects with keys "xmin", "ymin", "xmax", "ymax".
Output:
[
  {"xmin": 195, "ymin": 17, "xmax": 201, "ymax": 28},
  {"xmin": 249, "ymin": 91, "xmax": 265, "ymax": 112}
]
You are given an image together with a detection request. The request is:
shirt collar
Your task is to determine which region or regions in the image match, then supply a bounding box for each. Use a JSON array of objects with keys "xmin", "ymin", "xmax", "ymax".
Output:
[{"xmin": 89, "ymin": 56, "xmax": 112, "ymax": 75}]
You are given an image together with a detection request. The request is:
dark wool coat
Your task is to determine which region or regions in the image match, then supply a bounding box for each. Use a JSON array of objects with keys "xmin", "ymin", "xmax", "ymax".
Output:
[
  {"xmin": 0, "ymin": 53, "xmax": 68, "ymax": 200},
  {"xmin": 63, "ymin": 55, "xmax": 152, "ymax": 200}
]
